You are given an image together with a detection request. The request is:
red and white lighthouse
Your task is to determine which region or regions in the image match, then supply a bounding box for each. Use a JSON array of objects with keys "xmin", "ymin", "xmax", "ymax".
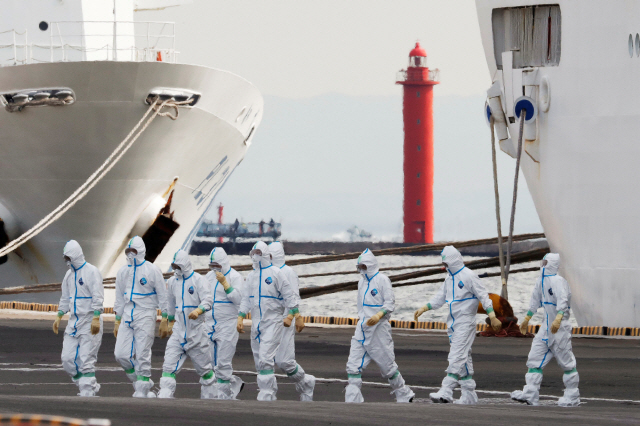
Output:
[{"xmin": 396, "ymin": 42, "xmax": 439, "ymax": 244}]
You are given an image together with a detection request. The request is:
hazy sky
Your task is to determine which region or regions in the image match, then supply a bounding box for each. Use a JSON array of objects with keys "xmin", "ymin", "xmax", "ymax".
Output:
[{"xmin": 137, "ymin": 0, "xmax": 491, "ymax": 98}]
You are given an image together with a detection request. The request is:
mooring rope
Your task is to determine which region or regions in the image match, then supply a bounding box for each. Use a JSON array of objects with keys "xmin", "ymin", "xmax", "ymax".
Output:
[
  {"xmin": 505, "ymin": 110, "xmax": 527, "ymax": 284},
  {"xmin": 0, "ymin": 98, "xmax": 190, "ymax": 259},
  {"xmin": 490, "ymin": 116, "xmax": 508, "ymax": 299}
]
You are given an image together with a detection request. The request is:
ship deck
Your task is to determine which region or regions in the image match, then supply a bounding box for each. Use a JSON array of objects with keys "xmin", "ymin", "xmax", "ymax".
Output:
[{"xmin": 0, "ymin": 317, "xmax": 637, "ymax": 425}]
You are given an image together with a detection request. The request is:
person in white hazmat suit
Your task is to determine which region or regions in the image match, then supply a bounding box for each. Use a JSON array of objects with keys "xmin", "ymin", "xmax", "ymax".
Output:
[
  {"xmin": 511, "ymin": 253, "xmax": 580, "ymax": 407},
  {"xmin": 237, "ymin": 241, "xmax": 302, "ymax": 401},
  {"xmin": 268, "ymin": 242, "xmax": 316, "ymax": 401},
  {"xmin": 52, "ymin": 240, "xmax": 104, "ymax": 397},
  {"xmin": 205, "ymin": 247, "xmax": 245, "ymax": 399},
  {"xmin": 113, "ymin": 236, "xmax": 169, "ymax": 398},
  {"xmin": 158, "ymin": 250, "xmax": 216, "ymax": 399},
  {"xmin": 345, "ymin": 249, "xmax": 415, "ymax": 403},
  {"xmin": 414, "ymin": 245, "xmax": 502, "ymax": 405}
]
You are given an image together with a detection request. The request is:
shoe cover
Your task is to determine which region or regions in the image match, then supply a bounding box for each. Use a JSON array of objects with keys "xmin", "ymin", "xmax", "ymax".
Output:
[
  {"xmin": 429, "ymin": 375, "xmax": 457, "ymax": 403},
  {"xmin": 558, "ymin": 372, "xmax": 580, "ymax": 407},
  {"xmin": 388, "ymin": 372, "xmax": 414, "ymax": 403},
  {"xmin": 216, "ymin": 382, "xmax": 233, "ymax": 400},
  {"xmin": 454, "ymin": 378, "xmax": 478, "ymax": 405},
  {"xmin": 511, "ymin": 372, "xmax": 542, "ymax": 406},
  {"xmin": 157, "ymin": 376, "xmax": 176, "ymax": 399},
  {"xmin": 230, "ymin": 375, "xmax": 244, "ymax": 398},
  {"xmin": 345, "ymin": 377, "xmax": 364, "ymax": 403},
  {"xmin": 201, "ymin": 383, "xmax": 217, "ymax": 399},
  {"xmin": 256, "ymin": 374, "xmax": 278, "ymax": 401},
  {"xmin": 77, "ymin": 376, "xmax": 98, "ymax": 397},
  {"xmin": 133, "ymin": 379, "xmax": 155, "ymax": 398},
  {"xmin": 296, "ymin": 375, "xmax": 315, "ymax": 402}
]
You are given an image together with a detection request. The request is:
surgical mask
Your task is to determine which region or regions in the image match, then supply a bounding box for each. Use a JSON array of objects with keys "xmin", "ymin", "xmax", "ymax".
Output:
[
  {"xmin": 172, "ymin": 263, "xmax": 182, "ymax": 278},
  {"xmin": 357, "ymin": 264, "xmax": 367, "ymax": 275},
  {"xmin": 64, "ymin": 256, "xmax": 72, "ymax": 270},
  {"xmin": 251, "ymin": 253, "xmax": 262, "ymax": 264},
  {"xmin": 540, "ymin": 259, "xmax": 548, "ymax": 268}
]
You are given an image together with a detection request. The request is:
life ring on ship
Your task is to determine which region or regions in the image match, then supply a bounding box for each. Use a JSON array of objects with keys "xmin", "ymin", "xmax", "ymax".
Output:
[
  {"xmin": 513, "ymin": 96, "xmax": 537, "ymax": 123},
  {"xmin": 539, "ymin": 76, "xmax": 551, "ymax": 112}
]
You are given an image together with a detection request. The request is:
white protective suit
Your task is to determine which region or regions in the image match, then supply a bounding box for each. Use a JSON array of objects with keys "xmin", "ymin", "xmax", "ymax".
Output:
[
  {"xmin": 113, "ymin": 236, "xmax": 168, "ymax": 398},
  {"xmin": 205, "ymin": 247, "xmax": 245, "ymax": 399},
  {"xmin": 239, "ymin": 241, "xmax": 300, "ymax": 401},
  {"xmin": 269, "ymin": 242, "xmax": 316, "ymax": 401},
  {"xmin": 427, "ymin": 245, "xmax": 494, "ymax": 405},
  {"xmin": 511, "ymin": 253, "xmax": 580, "ymax": 407},
  {"xmin": 58, "ymin": 240, "xmax": 104, "ymax": 397},
  {"xmin": 158, "ymin": 250, "xmax": 215, "ymax": 399},
  {"xmin": 345, "ymin": 249, "xmax": 414, "ymax": 403}
]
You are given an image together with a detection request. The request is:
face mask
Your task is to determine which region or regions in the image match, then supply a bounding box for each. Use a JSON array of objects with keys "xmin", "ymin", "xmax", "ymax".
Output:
[
  {"xmin": 209, "ymin": 263, "xmax": 222, "ymax": 272},
  {"xmin": 357, "ymin": 265, "xmax": 366, "ymax": 275},
  {"xmin": 252, "ymin": 253, "xmax": 262, "ymax": 264},
  {"xmin": 540, "ymin": 259, "xmax": 548, "ymax": 268},
  {"xmin": 66, "ymin": 260, "xmax": 72, "ymax": 270}
]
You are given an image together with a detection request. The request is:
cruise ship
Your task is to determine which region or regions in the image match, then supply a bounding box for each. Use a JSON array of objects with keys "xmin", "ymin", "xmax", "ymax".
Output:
[
  {"xmin": 477, "ymin": 1, "xmax": 639, "ymax": 327},
  {"xmin": 0, "ymin": 0, "xmax": 263, "ymax": 302}
]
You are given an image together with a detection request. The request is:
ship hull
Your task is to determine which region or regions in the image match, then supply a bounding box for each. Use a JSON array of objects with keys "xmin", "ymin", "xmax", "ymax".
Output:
[
  {"xmin": 477, "ymin": 0, "xmax": 640, "ymax": 327},
  {"xmin": 0, "ymin": 61, "xmax": 262, "ymax": 302}
]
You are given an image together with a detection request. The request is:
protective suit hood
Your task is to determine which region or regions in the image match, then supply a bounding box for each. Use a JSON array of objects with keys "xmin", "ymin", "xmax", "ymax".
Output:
[
  {"xmin": 357, "ymin": 249, "xmax": 379, "ymax": 277},
  {"xmin": 209, "ymin": 247, "xmax": 231, "ymax": 274},
  {"xmin": 63, "ymin": 240, "xmax": 86, "ymax": 269},
  {"xmin": 172, "ymin": 249, "xmax": 194, "ymax": 277},
  {"xmin": 126, "ymin": 236, "xmax": 146, "ymax": 265},
  {"xmin": 441, "ymin": 245, "xmax": 464, "ymax": 274},
  {"xmin": 268, "ymin": 242, "xmax": 285, "ymax": 268},
  {"xmin": 251, "ymin": 241, "xmax": 272, "ymax": 269},
  {"xmin": 543, "ymin": 253, "xmax": 560, "ymax": 275}
]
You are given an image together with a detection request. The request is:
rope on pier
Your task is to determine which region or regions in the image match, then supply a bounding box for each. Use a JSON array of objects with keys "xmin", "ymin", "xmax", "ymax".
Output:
[
  {"xmin": 489, "ymin": 116, "xmax": 508, "ymax": 299},
  {"xmin": 0, "ymin": 97, "xmax": 192, "ymax": 259}
]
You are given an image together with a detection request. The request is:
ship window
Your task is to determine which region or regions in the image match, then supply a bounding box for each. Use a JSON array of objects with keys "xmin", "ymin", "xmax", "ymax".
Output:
[
  {"xmin": 417, "ymin": 173, "xmax": 421, "ymax": 178},
  {"xmin": 39, "ymin": 21, "xmax": 48, "ymax": 31},
  {"xmin": 629, "ymin": 34, "xmax": 635, "ymax": 58},
  {"xmin": 492, "ymin": 5, "xmax": 561, "ymax": 69},
  {"xmin": 417, "ymin": 119, "xmax": 421, "ymax": 124},
  {"xmin": 417, "ymin": 145, "xmax": 421, "ymax": 151},
  {"xmin": 416, "ymin": 91, "xmax": 420, "ymax": 98},
  {"xmin": 635, "ymin": 34, "xmax": 640, "ymax": 57},
  {"xmin": 417, "ymin": 200, "xmax": 421, "ymax": 206}
]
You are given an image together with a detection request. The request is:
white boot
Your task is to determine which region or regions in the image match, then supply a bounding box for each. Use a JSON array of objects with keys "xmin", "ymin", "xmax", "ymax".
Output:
[
  {"xmin": 133, "ymin": 379, "xmax": 156, "ymax": 398},
  {"xmin": 200, "ymin": 372, "xmax": 216, "ymax": 399},
  {"xmin": 345, "ymin": 376, "xmax": 364, "ymax": 403},
  {"xmin": 216, "ymin": 381, "xmax": 233, "ymax": 400},
  {"xmin": 511, "ymin": 371, "xmax": 542, "ymax": 406},
  {"xmin": 78, "ymin": 375, "xmax": 98, "ymax": 397},
  {"xmin": 389, "ymin": 372, "xmax": 415, "ymax": 403},
  {"xmin": 256, "ymin": 372, "xmax": 277, "ymax": 401},
  {"xmin": 157, "ymin": 375, "xmax": 176, "ymax": 399},
  {"xmin": 454, "ymin": 377, "xmax": 478, "ymax": 405},
  {"xmin": 558, "ymin": 370, "xmax": 580, "ymax": 407},
  {"xmin": 230, "ymin": 375, "xmax": 244, "ymax": 399},
  {"xmin": 289, "ymin": 365, "xmax": 315, "ymax": 402},
  {"xmin": 430, "ymin": 375, "xmax": 457, "ymax": 403}
]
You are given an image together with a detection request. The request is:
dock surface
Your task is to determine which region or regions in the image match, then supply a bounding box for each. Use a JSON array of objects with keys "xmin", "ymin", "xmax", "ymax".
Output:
[{"xmin": 0, "ymin": 318, "xmax": 637, "ymax": 425}]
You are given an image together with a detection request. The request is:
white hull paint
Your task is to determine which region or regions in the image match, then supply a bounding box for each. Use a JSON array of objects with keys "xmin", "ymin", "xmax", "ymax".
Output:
[
  {"xmin": 0, "ymin": 61, "xmax": 262, "ymax": 302},
  {"xmin": 477, "ymin": 0, "xmax": 640, "ymax": 327}
]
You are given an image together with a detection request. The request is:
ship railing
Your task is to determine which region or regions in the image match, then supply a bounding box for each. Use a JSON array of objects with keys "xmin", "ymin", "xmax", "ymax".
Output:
[{"xmin": 0, "ymin": 21, "xmax": 177, "ymax": 66}]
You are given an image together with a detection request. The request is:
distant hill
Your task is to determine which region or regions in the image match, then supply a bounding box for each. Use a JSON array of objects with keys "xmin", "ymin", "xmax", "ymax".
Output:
[{"xmin": 209, "ymin": 93, "xmax": 542, "ymax": 241}]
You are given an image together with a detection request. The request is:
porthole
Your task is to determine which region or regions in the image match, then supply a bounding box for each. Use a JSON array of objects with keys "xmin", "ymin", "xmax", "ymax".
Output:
[
  {"xmin": 417, "ymin": 119, "xmax": 421, "ymax": 124},
  {"xmin": 416, "ymin": 91, "xmax": 420, "ymax": 98},
  {"xmin": 417, "ymin": 200, "xmax": 421, "ymax": 206},
  {"xmin": 417, "ymin": 173, "xmax": 421, "ymax": 178},
  {"xmin": 39, "ymin": 21, "xmax": 49, "ymax": 31},
  {"xmin": 635, "ymin": 34, "xmax": 640, "ymax": 57},
  {"xmin": 417, "ymin": 145, "xmax": 421, "ymax": 151},
  {"xmin": 629, "ymin": 34, "xmax": 634, "ymax": 58}
]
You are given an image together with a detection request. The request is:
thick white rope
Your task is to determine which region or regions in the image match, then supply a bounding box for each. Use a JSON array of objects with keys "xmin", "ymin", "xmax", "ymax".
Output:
[
  {"xmin": 505, "ymin": 111, "xmax": 527, "ymax": 282},
  {"xmin": 0, "ymin": 98, "xmax": 184, "ymax": 258},
  {"xmin": 490, "ymin": 116, "xmax": 507, "ymax": 300}
]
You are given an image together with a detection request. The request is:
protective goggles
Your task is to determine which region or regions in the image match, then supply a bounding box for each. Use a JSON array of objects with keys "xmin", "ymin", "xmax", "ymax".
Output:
[
  {"xmin": 250, "ymin": 249, "xmax": 262, "ymax": 256},
  {"xmin": 209, "ymin": 262, "xmax": 222, "ymax": 271},
  {"xmin": 170, "ymin": 263, "xmax": 181, "ymax": 271},
  {"xmin": 540, "ymin": 259, "xmax": 548, "ymax": 267},
  {"xmin": 124, "ymin": 248, "xmax": 138, "ymax": 256}
]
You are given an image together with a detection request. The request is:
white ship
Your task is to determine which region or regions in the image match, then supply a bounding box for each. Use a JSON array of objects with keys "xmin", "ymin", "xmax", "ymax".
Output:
[
  {"xmin": 477, "ymin": 1, "xmax": 639, "ymax": 327},
  {"xmin": 0, "ymin": 0, "xmax": 263, "ymax": 302}
]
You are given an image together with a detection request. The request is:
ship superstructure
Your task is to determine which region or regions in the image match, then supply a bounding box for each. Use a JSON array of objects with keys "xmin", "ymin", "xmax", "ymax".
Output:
[
  {"xmin": 0, "ymin": 0, "xmax": 263, "ymax": 301},
  {"xmin": 477, "ymin": 0, "xmax": 640, "ymax": 327}
]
